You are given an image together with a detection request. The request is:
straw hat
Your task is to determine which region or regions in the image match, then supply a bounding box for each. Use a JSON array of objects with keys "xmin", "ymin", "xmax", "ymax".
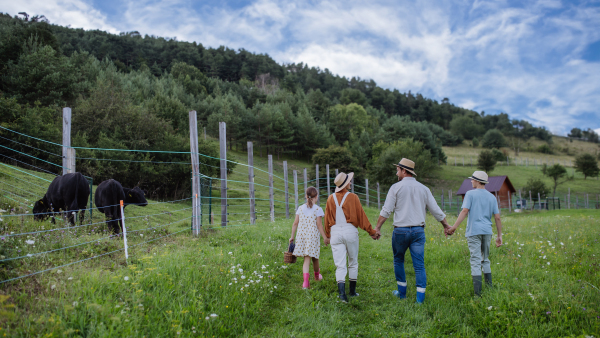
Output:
[
  {"xmin": 394, "ymin": 158, "xmax": 417, "ymax": 176},
  {"xmin": 334, "ymin": 172, "xmax": 354, "ymax": 192},
  {"xmin": 468, "ymin": 171, "xmax": 489, "ymax": 184}
]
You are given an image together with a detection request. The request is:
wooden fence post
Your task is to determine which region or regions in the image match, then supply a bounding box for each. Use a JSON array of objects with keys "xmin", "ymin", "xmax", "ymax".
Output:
[
  {"xmin": 335, "ymin": 169, "xmax": 339, "ymax": 177},
  {"xmin": 247, "ymin": 141, "xmax": 256, "ymax": 225},
  {"xmin": 315, "ymin": 164, "xmax": 320, "ymax": 206},
  {"xmin": 62, "ymin": 107, "xmax": 72, "ymax": 175},
  {"xmin": 351, "ymin": 177, "xmax": 355, "ymax": 194},
  {"xmin": 283, "ymin": 161, "xmax": 289, "ymax": 219},
  {"xmin": 268, "ymin": 155, "xmax": 274, "ymax": 222},
  {"xmin": 303, "ymin": 168, "xmax": 307, "ymax": 193},
  {"xmin": 441, "ymin": 189, "xmax": 445, "ymax": 211},
  {"xmin": 365, "ymin": 179, "xmax": 369, "ymax": 207},
  {"xmin": 66, "ymin": 148, "xmax": 76, "ymax": 174},
  {"xmin": 529, "ymin": 191, "xmax": 532, "ymax": 210},
  {"xmin": 508, "ymin": 191, "xmax": 511, "ymax": 213},
  {"xmin": 189, "ymin": 111, "xmax": 201, "ymax": 235},
  {"xmin": 219, "ymin": 122, "xmax": 227, "ymax": 227},
  {"xmin": 326, "ymin": 164, "xmax": 331, "ymax": 197},
  {"xmin": 294, "ymin": 170, "xmax": 299, "ymax": 212},
  {"xmin": 377, "ymin": 182, "xmax": 381, "ymax": 209}
]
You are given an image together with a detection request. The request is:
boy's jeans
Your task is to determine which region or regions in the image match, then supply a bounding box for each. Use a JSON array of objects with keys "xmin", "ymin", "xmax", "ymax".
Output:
[{"xmin": 392, "ymin": 226, "xmax": 426, "ymax": 293}]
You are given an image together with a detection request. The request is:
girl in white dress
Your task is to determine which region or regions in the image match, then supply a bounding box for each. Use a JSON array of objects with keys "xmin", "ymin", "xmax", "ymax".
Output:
[{"xmin": 289, "ymin": 187, "xmax": 329, "ymax": 289}]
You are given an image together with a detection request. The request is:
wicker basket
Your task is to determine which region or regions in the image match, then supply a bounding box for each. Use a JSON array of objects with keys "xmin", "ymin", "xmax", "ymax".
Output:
[
  {"xmin": 284, "ymin": 251, "xmax": 297, "ymax": 264},
  {"xmin": 284, "ymin": 241, "xmax": 297, "ymax": 263}
]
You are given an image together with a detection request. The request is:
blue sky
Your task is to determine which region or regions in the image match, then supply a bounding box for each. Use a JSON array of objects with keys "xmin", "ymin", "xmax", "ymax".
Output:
[{"xmin": 3, "ymin": 0, "xmax": 600, "ymax": 135}]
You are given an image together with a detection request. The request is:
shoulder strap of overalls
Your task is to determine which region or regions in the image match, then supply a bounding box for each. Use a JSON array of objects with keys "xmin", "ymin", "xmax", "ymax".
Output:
[{"xmin": 339, "ymin": 192, "xmax": 350, "ymax": 207}]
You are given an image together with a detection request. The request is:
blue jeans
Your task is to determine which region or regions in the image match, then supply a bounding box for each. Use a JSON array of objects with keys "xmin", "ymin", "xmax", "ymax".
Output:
[{"xmin": 392, "ymin": 226, "xmax": 426, "ymax": 292}]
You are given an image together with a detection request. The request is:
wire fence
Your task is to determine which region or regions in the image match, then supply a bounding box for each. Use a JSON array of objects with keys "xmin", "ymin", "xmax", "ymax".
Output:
[{"xmin": 1, "ymin": 123, "xmax": 598, "ymax": 287}]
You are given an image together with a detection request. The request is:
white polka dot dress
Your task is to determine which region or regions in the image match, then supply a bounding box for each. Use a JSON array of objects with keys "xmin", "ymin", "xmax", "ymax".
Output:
[{"xmin": 293, "ymin": 204, "xmax": 324, "ymax": 259}]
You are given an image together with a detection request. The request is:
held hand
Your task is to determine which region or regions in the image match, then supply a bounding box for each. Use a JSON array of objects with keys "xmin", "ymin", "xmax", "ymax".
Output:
[
  {"xmin": 324, "ymin": 237, "xmax": 330, "ymax": 246},
  {"xmin": 289, "ymin": 237, "xmax": 294, "ymax": 244},
  {"xmin": 495, "ymin": 236, "xmax": 503, "ymax": 247}
]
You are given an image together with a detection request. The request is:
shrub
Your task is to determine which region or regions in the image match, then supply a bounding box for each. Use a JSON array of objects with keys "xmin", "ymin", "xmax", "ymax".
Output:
[
  {"xmin": 491, "ymin": 149, "xmax": 505, "ymax": 162},
  {"xmin": 574, "ymin": 153, "xmax": 600, "ymax": 180},
  {"xmin": 481, "ymin": 129, "xmax": 507, "ymax": 149},
  {"xmin": 367, "ymin": 139, "xmax": 439, "ymax": 188},
  {"xmin": 472, "ymin": 137, "xmax": 479, "ymax": 147},
  {"xmin": 523, "ymin": 178, "xmax": 549, "ymax": 200},
  {"xmin": 537, "ymin": 144, "xmax": 553, "ymax": 154},
  {"xmin": 312, "ymin": 145, "xmax": 362, "ymax": 176},
  {"xmin": 477, "ymin": 150, "xmax": 496, "ymax": 173}
]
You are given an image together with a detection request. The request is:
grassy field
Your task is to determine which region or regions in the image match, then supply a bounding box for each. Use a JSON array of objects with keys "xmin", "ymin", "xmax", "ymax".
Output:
[
  {"xmin": 0, "ymin": 143, "xmax": 599, "ymax": 337},
  {"xmin": 1, "ymin": 205, "xmax": 598, "ymax": 337}
]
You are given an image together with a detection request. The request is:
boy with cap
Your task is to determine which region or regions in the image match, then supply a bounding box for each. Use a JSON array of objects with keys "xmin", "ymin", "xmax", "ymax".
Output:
[
  {"xmin": 324, "ymin": 172, "xmax": 380, "ymax": 303},
  {"xmin": 446, "ymin": 171, "xmax": 503, "ymax": 296}
]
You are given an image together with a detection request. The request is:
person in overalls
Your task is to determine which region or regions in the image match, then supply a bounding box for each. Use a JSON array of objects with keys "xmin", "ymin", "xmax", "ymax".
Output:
[{"xmin": 324, "ymin": 172, "xmax": 380, "ymax": 302}]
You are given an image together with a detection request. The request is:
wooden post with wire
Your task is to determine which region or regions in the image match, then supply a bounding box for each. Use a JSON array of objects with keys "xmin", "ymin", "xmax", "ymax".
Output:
[
  {"xmin": 377, "ymin": 182, "xmax": 381, "ymax": 209},
  {"xmin": 120, "ymin": 200, "xmax": 129, "ymax": 261},
  {"xmin": 365, "ymin": 179, "xmax": 369, "ymax": 207},
  {"xmin": 294, "ymin": 170, "xmax": 299, "ymax": 213},
  {"xmin": 268, "ymin": 155, "xmax": 274, "ymax": 222},
  {"xmin": 283, "ymin": 161, "xmax": 289, "ymax": 219},
  {"xmin": 62, "ymin": 107, "xmax": 72, "ymax": 175},
  {"xmin": 189, "ymin": 111, "xmax": 201, "ymax": 235},
  {"xmin": 219, "ymin": 121, "xmax": 227, "ymax": 227},
  {"xmin": 326, "ymin": 164, "xmax": 331, "ymax": 197},
  {"xmin": 303, "ymin": 168, "xmax": 307, "ymax": 193},
  {"xmin": 247, "ymin": 141, "xmax": 256, "ymax": 225},
  {"xmin": 315, "ymin": 164, "xmax": 320, "ymax": 206}
]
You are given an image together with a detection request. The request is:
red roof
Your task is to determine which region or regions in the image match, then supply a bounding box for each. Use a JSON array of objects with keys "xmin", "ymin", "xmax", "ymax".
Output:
[{"xmin": 457, "ymin": 176, "xmax": 516, "ymax": 195}]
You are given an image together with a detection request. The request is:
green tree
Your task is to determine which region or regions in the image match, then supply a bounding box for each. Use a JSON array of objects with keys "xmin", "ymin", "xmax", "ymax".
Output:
[
  {"xmin": 542, "ymin": 164, "xmax": 570, "ymax": 197},
  {"xmin": 339, "ymin": 88, "xmax": 367, "ymax": 107},
  {"xmin": 450, "ymin": 115, "xmax": 484, "ymax": 140},
  {"xmin": 368, "ymin": 139, "xmax": 439, "ymax": 188},
  {"xmin": 568, "ymin": 128, "xmax": 582, "ymax": 138},
  {"xmin": 523, "ymin": 178, "xmax": 549, "ymax": 200},
  {"xmin": 574, "ymin": 153, "xmax": 600, "ymax": 180},
  {"xmin": 312, "ymin": 145, "xmax": 362, "ymax": 176},
  {"xmin": 477, "ymin": 150, "xmax": 496, "ymax": 173},
  {"xmin": 481, "ymin": 129, "xmax": 507, "ymax": 149},
  {"xmin": 327, "ymin": 103, "xmax": 374, "ymax": 144},
  {"xmin": 472, "ymin": 137, "xmax": 479, "ymax": 147}
]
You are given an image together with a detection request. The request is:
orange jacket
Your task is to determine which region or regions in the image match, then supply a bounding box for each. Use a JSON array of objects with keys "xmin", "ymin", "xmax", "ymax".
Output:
[{"xmin": 324, "ymin": 189, "xmax": 376, "ymax": 238}]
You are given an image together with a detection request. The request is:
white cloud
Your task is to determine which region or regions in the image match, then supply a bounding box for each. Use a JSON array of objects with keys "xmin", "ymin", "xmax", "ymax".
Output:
[
  {"xmin": 4, "ymin": 0, "xmax": 600, "ymax": 134},
  {"xmin": 2, "ymin": 0, "xmax": 118, "ymax": 33}
]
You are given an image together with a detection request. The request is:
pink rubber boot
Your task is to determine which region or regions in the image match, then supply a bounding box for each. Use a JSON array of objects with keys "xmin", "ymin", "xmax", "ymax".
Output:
[
  {"xmin": 303, "ymin": 273, "xmax": 310, "ymax": 289},
  {"xmin": 314, "ymin": 270, "xmax": 323, "ymax": 281}
]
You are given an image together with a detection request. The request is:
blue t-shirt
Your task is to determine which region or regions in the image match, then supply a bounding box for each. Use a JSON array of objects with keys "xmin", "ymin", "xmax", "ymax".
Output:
[{"xmin": 462, "ymin": 189, "xmax": 499, "ymax": 237}]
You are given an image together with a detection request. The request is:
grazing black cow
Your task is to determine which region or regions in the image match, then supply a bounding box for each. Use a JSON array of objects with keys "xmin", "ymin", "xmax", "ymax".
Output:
[
  {"xmin": 33, "ymin": 172, "xmax": 90, "ymax": 225},
  {"xmin": 95, "ymin": 179, "xmax": 148, "ymax": 233}
]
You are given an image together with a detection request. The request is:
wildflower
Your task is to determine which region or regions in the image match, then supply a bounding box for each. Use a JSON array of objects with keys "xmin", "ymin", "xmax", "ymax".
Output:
[
  {"xmin": 228, "ymin": 252, "xmax": 233, "ymax": 255},
  {"xmin": 518, "ymin": 310, "xmax": 523, "ymax": 314},
  {"xmin": 241, "ymin": 275, "xmax": 246, "ymax": 279},
  {"xmin": 205, "ymin": 317, "xmax": 210, "ymax": 320},
  {"xmin": 73, "ymin": 301, "xmax": 78, "ymax": 307},
  {"xmin": 25, "ymin": 240, "xmax": 35, "ymax": 245},
  {"xmin": 238, "ymin": 268, "xmax": 243, "ymax": 273},
  {"xmin": 261, "ymin": 265, "xmax": 266, "ymax": 269},
  {"xmin": 546, "ymin": 312, "xmax": 551, "ymax": 315},
  {"xmin": 210, "ymin": 313, "xmax": 218, "ymax": 317},
  {"xmin": 57, "ymin": 269, "xmax": 62, "ymax": 274},
  {"xmin": 229, "ymin": 283, "xmax": 232, "ymax": 285},
  {"xmin": 51, "ymin": 285, "xmax": 56, "ymax": 290},
  {"xmin": 245, "ymin": 284, "xmax": 249, "ymax": 287},
  {"xmin": 68, "ymin": 277, "xmax": 73, "ymax": 280},
  {"xmin": 274, "ymin": 286, "xmax": 277, "ymax": 289},
  {"xmin": 124, "ymin": 276, "xmax": 130, "ymax": 281},
  {"xmin": 487, "ymin": 306, "xmax": 493, "ymax": 310},
  {"xmin": 547, "ymin": 262, "xmax": 550, "ymax": 265}
]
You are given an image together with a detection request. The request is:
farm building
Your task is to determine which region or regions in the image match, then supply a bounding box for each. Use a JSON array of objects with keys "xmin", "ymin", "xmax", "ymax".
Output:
[{"xmin": 456, "ymin": 176, "xmax": 516, "ymax": 209}]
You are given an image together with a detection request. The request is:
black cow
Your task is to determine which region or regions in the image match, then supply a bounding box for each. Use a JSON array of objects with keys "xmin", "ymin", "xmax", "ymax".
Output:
[
  {"xmin": 33, "ymin": 172, "xmax": 90, "ymax": 225},
  {"xmin": 95, "ymin": 179, "xmax": 148, "ymax": 233}
]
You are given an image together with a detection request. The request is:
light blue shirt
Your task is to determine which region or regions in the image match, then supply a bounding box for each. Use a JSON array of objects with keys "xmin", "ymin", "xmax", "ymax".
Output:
[{"xmin": 462, "ymin": 189, "xmax": 499, "ymax": 237}]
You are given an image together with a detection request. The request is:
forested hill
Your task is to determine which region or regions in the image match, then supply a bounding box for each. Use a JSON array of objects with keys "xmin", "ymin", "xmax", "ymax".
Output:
[{"xmin": 0, "ymin": 13, "xmax": 553, "ymax": 197}]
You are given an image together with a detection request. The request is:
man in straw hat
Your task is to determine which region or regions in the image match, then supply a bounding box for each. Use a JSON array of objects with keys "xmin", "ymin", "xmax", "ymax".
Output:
[
  {"xmin": 374, "ymin": 158, "xmax": 450, "ymax": 304},
  {"xmin": 324, "ymin": 172, "xmax": 380, "ymax": 303},
  {"xmin": 445, "ymin": 171, "xmax": 503, "ymax": 296}
]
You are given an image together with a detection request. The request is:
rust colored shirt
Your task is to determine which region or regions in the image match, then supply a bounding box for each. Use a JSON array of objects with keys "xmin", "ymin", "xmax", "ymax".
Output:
[{"xmin": 324, "ymin": 189, "xmax": 376, "ymax": 237}]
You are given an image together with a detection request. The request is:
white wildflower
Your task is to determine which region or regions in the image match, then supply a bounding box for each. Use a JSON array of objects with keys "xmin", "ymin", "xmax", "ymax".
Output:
[
  {"xmin": 487, "ymin": 306, "xmax": 493, "ymax": 310},
  {"xmin": 124, "ymin": 276, "xmax": 130, "ymax": 281},
  {"xmin": 547, "ymin": 262, "xmax": 550, "ymax": 265},
  {"xmin": 210, "ymin": 313, "xmax": 218, "ymax": 317},
  {"xmin": 26, "ymin": 240, "xmax": 35, "ymax": 245},
  {"xmin": 238, "ymin": 268, "xmax": 243, "ymax": 273},
  {"xmin": 245, "ymin": 284, "xmax": 249, "ymax": 287},
  {"xmin": 68, "ymin": 277, "xmax": 73, "ymax": 280},
  {"xmin": 228, "ymin": 252, "xmax": 233, "ymax": 255},
  {"xmin": 72, "ymin": 301, "xmax": 78, "ymax": 307},
  {"xmin": 51, "ymin": 285, "xmax": 56, "ymax": 290},
  {"xmin": 241, "ymin": 275, "xmax": 246, "ymax": 279}
]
